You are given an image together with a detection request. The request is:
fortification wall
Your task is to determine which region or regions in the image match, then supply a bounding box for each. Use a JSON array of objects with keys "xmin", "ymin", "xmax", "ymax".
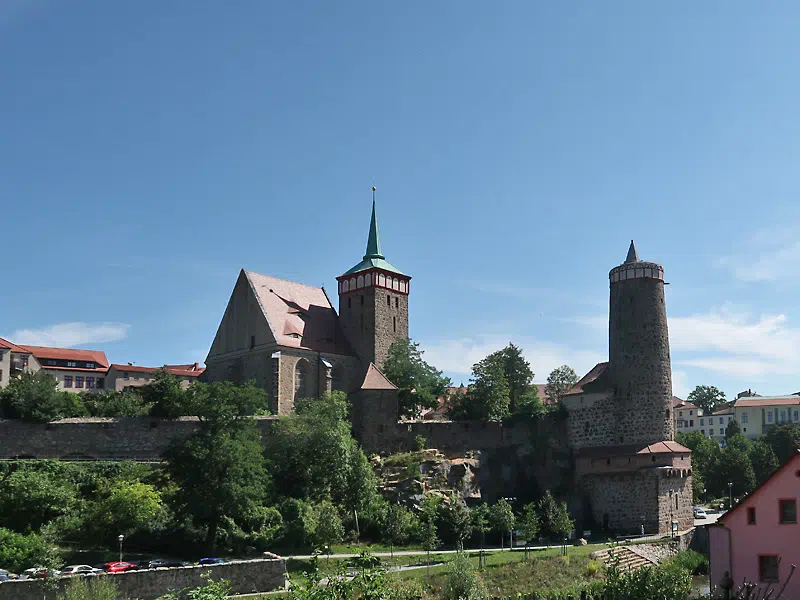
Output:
[
  {"xmin": 0, "ymin": 417, "xmax": 278, "ymax": 460},
  {"xmin": 0, "ymin": 556, "xmax": 287, "ymax": 600}
]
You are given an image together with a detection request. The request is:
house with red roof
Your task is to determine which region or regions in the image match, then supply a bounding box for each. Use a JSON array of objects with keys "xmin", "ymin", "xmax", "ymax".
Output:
[
  {"xmin": 105, "ymin": 362, "xmax": 205, "ymax": 392},
  {"xmin": 709, "ymin": 452, "xmax": 800, "ymax": 597},
  {"xmin": 0, "ymin": 342, "xmax": 110, "ymax": 392},
  {"xmin": 204, "ymin": 195, "xmax": 404, "ymax": 416}
]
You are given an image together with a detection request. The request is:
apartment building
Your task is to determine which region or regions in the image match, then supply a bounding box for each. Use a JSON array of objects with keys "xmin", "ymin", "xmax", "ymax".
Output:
[
  {"xmin": 21, "ymin": 346, "xmax": 110, "ymax": 392},
  {"xmin": 674, "ymin": 396, "xmax": 703, "ymax": 433},
  {"xmin": 105, "ymin": 363, "xmax": 204, "ymax": 392}
]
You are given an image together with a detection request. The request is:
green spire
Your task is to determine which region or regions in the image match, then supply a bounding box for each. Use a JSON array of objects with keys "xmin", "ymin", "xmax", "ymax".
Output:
[{"xmin": 364, "ymin": 188, "xmax": 384, "ymax": 259}]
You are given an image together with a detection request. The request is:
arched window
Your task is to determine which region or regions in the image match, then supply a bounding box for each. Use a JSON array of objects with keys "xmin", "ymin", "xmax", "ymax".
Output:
[
  {"xmin": 342, "ymin": 280, "xmax": 349, "ymax": 292},
  {"xmin": 378, "ymin": 273, "xmax": 386, "ymax": 287},
  {"xmin": 392, "ymin": 278, "xmax": 399, "ymax": 290},
  {"xmin": 294, "ymin": 359, "xmax": 309, "ymax": 400},
  {"xmin": 331, "ymin": 364, "xmax": 344, "ymax": 392},
  {"xmin": 357, "ymin": 275, "xmax": 364, "ymax": 288},
  {"xmin": 365, "ymin": 273, "xmax": 371, "ymax": 286},
  {"xmin": 350, "ymin": 278, "xmax": 356, "ymax": 289}
]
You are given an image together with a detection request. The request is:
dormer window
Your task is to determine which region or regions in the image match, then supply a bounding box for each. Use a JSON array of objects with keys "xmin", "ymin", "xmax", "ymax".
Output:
[
  {"xmin": 47, "ymin": 360, "xmax": 57, "ymax": 366},
  {"xmin": 86, "ymin": 362, "xmax": 95, "ymax": 369},
  {"xmin": 67, "ymin": 361, "xmax": 77, "ymax": 368}
]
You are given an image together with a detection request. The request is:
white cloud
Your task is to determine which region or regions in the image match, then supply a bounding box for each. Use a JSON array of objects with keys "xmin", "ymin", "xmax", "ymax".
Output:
[
  {"xmin": 671, "ymin": 369, "xmax": 690, "ymax": 399},
  {"xmin": 10, "ymin": 322, "xmax": 130, "ymax": 347},
  {"xmin": 418, "ymin": 335, "xmax": 605, "ymax": 381},
  {"xmin": 716, "ymin": 227, "xmax": 800, "ymax": 282}
]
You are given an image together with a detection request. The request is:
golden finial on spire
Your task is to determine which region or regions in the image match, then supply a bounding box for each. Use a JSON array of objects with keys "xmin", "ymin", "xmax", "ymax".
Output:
[{"xmin": 372, "ymin": 186, "xmax": 377, "ymax": 192}]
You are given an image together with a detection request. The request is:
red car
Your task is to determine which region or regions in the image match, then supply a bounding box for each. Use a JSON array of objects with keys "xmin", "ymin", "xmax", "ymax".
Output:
[{"xmin": 103, "ymin": 562, "xmax": 137, "ymax": 573}]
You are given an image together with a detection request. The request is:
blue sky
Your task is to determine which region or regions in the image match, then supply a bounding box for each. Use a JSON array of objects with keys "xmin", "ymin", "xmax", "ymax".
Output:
[{"xmin": 3, "ymin": 2, "xmax": 800, "ymax": 399}]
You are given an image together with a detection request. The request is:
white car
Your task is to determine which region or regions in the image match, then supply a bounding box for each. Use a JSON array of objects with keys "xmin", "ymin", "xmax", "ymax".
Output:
[
  {"xmin": 60, "ymin": 565, "xmax": 104, "ymax": 577},
  {"xmin": 693, "ymin": 507, "xmax": 707, "ymax": 519}
]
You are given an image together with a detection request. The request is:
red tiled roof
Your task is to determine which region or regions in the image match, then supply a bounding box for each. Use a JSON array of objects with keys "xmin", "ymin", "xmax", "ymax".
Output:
[
  {"xmin": 734, "ymin": 397, "xmax": 800, "ymax": 408},
  {"xmin": 110, "ymin": 364, "xmax": 205, "ymax": 377},
  {"xmin": 563, "ymin": 362, "xmax": 611, "ymax": 396},
  {"xmin": 361, "ymin": 363, "xmax": 398, "ymax": 390},
  {"xmin": 719, "ymin": 452, "xmax": 800, "ymax": 525},
  {"xmin": 245, "ymin": 271, "xmax": 354, "ymax": 356},
  {"xmin": 576, "ymin": 440, "xmax": 691, "ymax": 458},
  {"xmin": 0, "ymin": 337, "xmax": 30, "ymax": 353},
  {"xmin": 22, "ymin": 346, "xmax": 109, "ymax": 372},
  {"xmin": 165, "ymin": 363, "xmax": 203, "ymax": 372}
]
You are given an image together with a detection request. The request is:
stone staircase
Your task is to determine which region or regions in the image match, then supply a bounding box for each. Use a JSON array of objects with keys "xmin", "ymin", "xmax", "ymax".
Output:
[{"xmin": 591, "ymin": 546, "xmax": 657, "ymax": 571}]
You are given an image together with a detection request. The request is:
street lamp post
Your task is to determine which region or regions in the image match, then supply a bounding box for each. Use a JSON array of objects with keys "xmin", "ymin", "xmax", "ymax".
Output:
[
  {"xmin": 728, "ymin": 482, "xmax": 733, "ymax": 510},
  {"xmin": 118, "ymin": 534, "xmax": 124, "ymax": 564}
]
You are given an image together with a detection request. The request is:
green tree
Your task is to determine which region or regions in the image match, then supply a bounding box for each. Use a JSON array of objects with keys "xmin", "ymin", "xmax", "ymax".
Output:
[
  {"xmin": 382, "ymin": 503, "xmax": 417, "ymax": 557},
  {"xmin": 382, "ymin": 339, "xmax": 451, "ymax": 418},
  {"xmin": 470, "ymin": 503, "xmax": 491, "ymax": 568},
  {"xmin": 676, "ymin": 431, "xmax": 720, "ymax": 501},
  {"xmin": 687, "ymin": 385, "xmax": 726, "ymax": 415},
  {"xmin": 764, "ymin": 423, "xmax": 800, "ymax": 464},
  {"xmin": 343, "ymin": 443, "xmax": 380, "ymax": 542},
  {"xmin": 420, "ymin": 513, "xmax": 439, "ymax": 574},
  {"xmin": 725, "ymin": 419, "xmax": 742, "ymax": 440},
  {"xmin": 710, "ymin": 434, "xmax": 756, "ymax": 500},
  {"xmin": 0, "ymin": 371, "xmax": 85, "ymax": 422},
  {"xmin": 545, "ymin": 365, "xmax": 579, "ymax": 406},
  {"xmin": 92, "ymin": 480, "xmax": 164, "ymax": 539},
  {"xmin": 58, "ymin": 577, "xmax": 120, "ymax": 600},
  {"xmin": 468, "ymin": 353, "xmax": 511, "ymax": 420},
  {"xmin": 157, "ymin": 574, "xmax": 232, "ymax": 600},
  {"xmin": 518, "ymin": 503, "xmax": 539, "ymax": 558},
  {"xmin": 85, "ymin": 389, "xmax": 149, "ymax": 417},
  {"xmin": 447, "ymin": 497, "xmax": 473, "ymax": 551},
  {"xmin": 162, "ymin": 382, "xmax": 270, "ymax": 553},
  {"xmin": 489, "ymin": 499, "xmax": 515, "ymax": 550},
  {"xmin": 0, "ymin": 528, "xmax": 60, "ymax": 573},
  {"xmin": 142, "ymin": 369, "xmax": 187, "ymax": 418},
  {"xmin": 0, "ymin": 470, "xmax": 76, "ymax": 532},
  {"xmin": 314, "ymin": 501, "xmax": 344, "ymax": 559},
  {"xmin": 749, "ymin": 439, "xmax": 779, "ymax": 485},
  {"xmin": 499, "ymin": 343, "xmax": 534, "ymax": 414},
  {"xmin": 537, "ymin": 490, "xmax": 573, "ymax": 541}
]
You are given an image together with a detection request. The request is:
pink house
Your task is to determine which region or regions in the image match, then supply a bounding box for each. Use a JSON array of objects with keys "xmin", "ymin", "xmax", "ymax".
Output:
[{"xmin": 709, "ymin": 452, "xmax": 800, "ymax": 596}]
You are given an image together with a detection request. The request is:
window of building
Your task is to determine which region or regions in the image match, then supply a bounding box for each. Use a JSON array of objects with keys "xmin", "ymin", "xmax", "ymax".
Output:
[
  {"xmin": 86, "ymin": 377, "xmax": 95, "ymax": 388},
  {"xmin": 689, "ymin": 420, "xmax": 694, "ymax": 427},
  {"xmin": 387, "ymin": 294, "xmax": 391, "ymax": 306},
  {"xmin": 64, "ymin": 376, "xmax": 73, "ymax": 388},
  {"xmin": 86, "ymin": 362, "xmax": 95, "ymax": 369},
  {"xmin": 759, "ymin": 555, "xmax": 780, "ymax": 582},
  {"xmin": 690, "ymin": 410, "xmax": 693, "ymax": 415},
  {"xmin": 719, "ymin": 417, "xmax": 724, "ymax": 424},
  {"xmin": 21, "ymin": 355, "xmax": 28, "ymax": 367},
  {"xmin": 677, "ymin": 422, "xmax": 683, "ymax": 428},
  {"xmin": 250, "ymin": 335, "xmax": 255, "ymax": 349},
  {"xmin": 742, "ymin": 412, "xmax": 748, "ymax": 424},
  {"xmin": 795, "ymin": 410, "xmax": 799, "ymax": 422},
  {"xmin": 747, "ymin": 507, "xmax": 756, "ymax": 525},
  {"xmin": 395, "ymin": 297, "xmax": 399, "ymax": 308},
  {"xmin": 271, "ymin": 356, "xmax": 279, "ymax": 406},
  {"xmin": 348, "ymin": 297, "xmax": 352, "ymax": 309},
  {"xmin": 0, "ymin": 351, "xmax": 4, "ymax": 361},
  {"xmin": 679, "ymin": 411, "xmax": 683, "ymax": 417},
  {"xmin": 779, "ymin": 499, "xmax": 797, "ymax": 524},
  {"xmin": 768, "ymin": 413, "xmax": 774, "ymax": 423},
  {"xmin": 728, "ymin": 416, "xmax": 732, "ymax": 423},
  {"xmin": 719, "ymin": 428, "xmax": 724, "ymax": 435},
  {"xmin": 47, "ymin": 359, "xmax": 56, "ymax": 366},
  {"xmin": 700, "ymin": 418, "xmax": 704, "ymax": 425},
  {"xmin": 700, "ymin": 429, "xmax": 705, "ymax": 435},
  {"xmin": 294, "ymin": 360, "xmax": 308, "ymax": 400},
  {"xmin": 75, "ymin": 376, "xmax": 84, "ymax": 389},
  {"xmin": 123, "ymin": 372, "xmax": 129, "ymax": 379},
  {"xmin": 67, "ymin": 361, "xmax": 77, "ymax": 368},
  {"xmin": 743, "ymin": 427, "xmax": 747, "ymax": 433},
  {"xmin": 779, "ymin": 410, "xmax": 786, "ymax": 423},
  {"xmin": 393, "ymin": 316, "xmax": 396, "ymax": 332},
  {"xmin": 97, "ymin": 378, "xmax": 104, "ymax": 389}
]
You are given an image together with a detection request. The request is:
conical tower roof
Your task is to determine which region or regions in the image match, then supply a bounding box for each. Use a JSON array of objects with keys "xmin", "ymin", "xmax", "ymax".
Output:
[
  {"xmin": 625, "ymin": 240, "xmax": 640, "ymax": 263},
  {"xmin": 342, "ymin": 189, "xmax": 405, "ymax": 277}
]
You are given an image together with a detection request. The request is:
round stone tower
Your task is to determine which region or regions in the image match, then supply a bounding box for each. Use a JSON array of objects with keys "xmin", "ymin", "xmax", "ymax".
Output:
[{"xmin": 608, "ymin": 241, "xmax": 674, "ymax": 445}]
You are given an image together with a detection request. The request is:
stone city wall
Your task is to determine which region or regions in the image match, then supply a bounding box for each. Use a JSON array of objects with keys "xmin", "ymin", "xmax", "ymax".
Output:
[
  {"xmin": 564, "ymin": 392, "xmax": 621, "ymax": 450},
  {"xmin": 0, "ymin": 556, "xmax": 287, "ymax": 600},
  {"xmin": 582, "ymin": 470, "xmax": 662, "ymax": 535}
]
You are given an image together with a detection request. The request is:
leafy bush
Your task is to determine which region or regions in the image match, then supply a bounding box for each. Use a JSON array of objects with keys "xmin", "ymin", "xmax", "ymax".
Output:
[
  {"xmin": 662, "ymin": 549, "xmax": 709, "ymax": 575},
  {"xmin": 58, "ymin": 577, "xmax": 121, "ymax": 600},
  {"xmin": 0, "ymin": 528, "xmax": 60, "ymax": 573},
  {"xmin": 442, "ymin": 552, "xmax": 487, "ymax": 600}
]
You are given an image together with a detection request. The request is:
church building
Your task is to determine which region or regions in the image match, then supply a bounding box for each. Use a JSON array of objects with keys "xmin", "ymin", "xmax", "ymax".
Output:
[{"xmin": 204, "ymin": 191, "xmax": 405, "ymax": 417}]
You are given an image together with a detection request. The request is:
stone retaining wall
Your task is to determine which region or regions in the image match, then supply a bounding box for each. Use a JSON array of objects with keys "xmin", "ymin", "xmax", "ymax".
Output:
[{"xmin": 0, "ymin": 556, "xmax": 287, "ymax": 600}]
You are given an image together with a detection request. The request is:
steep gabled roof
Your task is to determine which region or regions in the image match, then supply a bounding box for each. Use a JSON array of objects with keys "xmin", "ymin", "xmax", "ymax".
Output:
[
  {"xmin": 563, "ymin": 362, "xmax": 611, "ymax": 396},
  {"xmin": 361, "ymin": 363, "xmax": 397, "ymax": 390},
  {"xmin": 245, "ymin": 271, "xmax": 353, "ymax": 356},
  {"xmin": 719, "ymin": 452, "xmax": 800, "ymax": 525},
  {"xmin": 0, "ymin": 337, "xmax": 29, "ymax": 353}
]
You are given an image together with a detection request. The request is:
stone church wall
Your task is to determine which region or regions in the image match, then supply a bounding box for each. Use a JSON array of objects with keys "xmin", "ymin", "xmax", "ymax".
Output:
[{"xmin": 0, "ymin": 556, "xmax": 287, "ymax": 600}]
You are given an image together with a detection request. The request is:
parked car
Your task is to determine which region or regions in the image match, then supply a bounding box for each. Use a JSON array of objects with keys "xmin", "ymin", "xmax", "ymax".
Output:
[
  {"xmin": 19, "ymin": 568, "xmax": 60, "ymax": 580},
  {"xmin": 198, "ymin": 558, "xmax": 224, "ymax": 566},
  {"xmin": 693, "ymin": 506, "xmax": 707, "ymax": 519},
  {"xmin": 0, "ymin": 569, "xmax": 18, "ymax": 582},
  {"xmin": 145, "ymin": 560, "xmax": 190, "ymax": 569},
  {"xmin": 102, "ymin": 562, "xmax": 137, "ymax": 573},
  {"xmin": 60, "ymin": 565, "xmax": 104, "ymax": 577}
]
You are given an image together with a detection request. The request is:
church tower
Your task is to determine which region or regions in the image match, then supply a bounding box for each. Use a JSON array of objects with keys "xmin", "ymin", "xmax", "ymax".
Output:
[
  {"xmin": 608, "ymin": 241, "xmax": 674, "ymax": 444},
  {"xmin": 336, "ymin": 189, "xmax": 411, "ymax": 370}
]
